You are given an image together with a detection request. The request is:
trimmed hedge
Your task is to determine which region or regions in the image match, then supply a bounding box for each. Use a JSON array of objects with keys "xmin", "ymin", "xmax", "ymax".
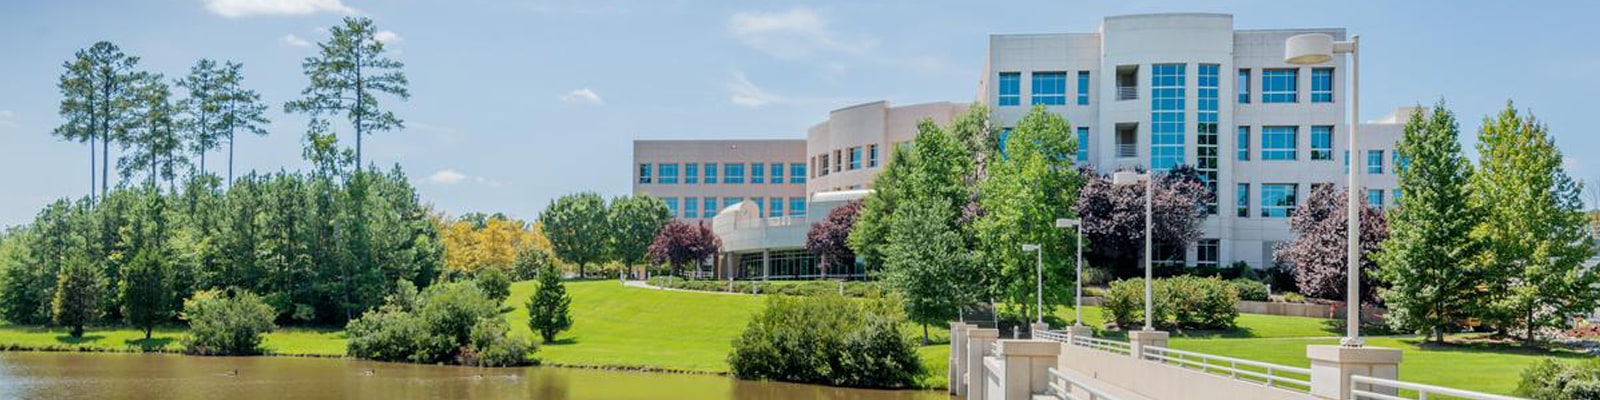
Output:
[
  {"xmin": 1103, "ymin": 276, "xmax": 1240, "ymax": 330},
  {"xmin": 728, "ymin": 294, "xmax": 922, "ymax": 388},
  {"xmin": 646, "ymin": 277, "xmax": 886, "ymax": 298},
  {"xmin": 1230, "ymin": 278, "xmax": 1270, "ymax": 302}
]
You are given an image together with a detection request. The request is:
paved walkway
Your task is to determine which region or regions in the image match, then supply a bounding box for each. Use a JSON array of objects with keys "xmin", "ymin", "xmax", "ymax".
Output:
[{"xmin": 619, "ymin": 279, "xmax": 755, "ymax": 296}]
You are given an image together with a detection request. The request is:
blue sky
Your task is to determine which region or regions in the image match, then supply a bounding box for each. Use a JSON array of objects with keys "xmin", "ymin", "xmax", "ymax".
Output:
[{"xmin": 1, "ymin": 0, "xmax": 1597, "ymax": 227}]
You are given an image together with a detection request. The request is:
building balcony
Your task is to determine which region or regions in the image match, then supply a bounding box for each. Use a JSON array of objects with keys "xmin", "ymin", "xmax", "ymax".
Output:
[{"xmin": 1116, "ymin": 86, "xmax": 1139, "ymax": 101}]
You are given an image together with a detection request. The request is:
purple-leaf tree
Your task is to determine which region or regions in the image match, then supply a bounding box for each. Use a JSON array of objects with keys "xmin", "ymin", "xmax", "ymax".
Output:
[
  {"xmin": 1274, "ymin": 184, "xmax": 1388, "ymax": 303},
  {"xmin": 647, "ymin": 220, "xmax": 722, "ymax": 278},
  {"xmin": 1073, "ymin": 166, "xmax": 1210, "ymax": 277},
  {"xmin": 806, "ymin": 200, "xmax": 862, "ymax": 279}
]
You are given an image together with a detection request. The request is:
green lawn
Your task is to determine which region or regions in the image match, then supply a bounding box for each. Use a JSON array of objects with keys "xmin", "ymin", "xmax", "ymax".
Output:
[{"xmin": 0, "ymin": 281, "xmax": 1582, "ymax": 395}]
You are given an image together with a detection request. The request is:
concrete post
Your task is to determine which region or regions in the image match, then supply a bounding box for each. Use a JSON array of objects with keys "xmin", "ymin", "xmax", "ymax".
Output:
[
  {"xmin": 761, "ymin": 250, "xmax": 770, "ymax": 281},
  {"xmin": 1127, "ymin": 330, "xmax": 1169, "ymax": 360},
  {"xmin": 1063, "ymin": 325, "xmax": 1093, "ymax": 340},
  {"xmin": 966, "ymin": 328, "xmax": 1000, "ymax": 400},
  {"xmin": 1307, "ymin": 345, "xmax": 1402, "ymax": 400},
  {"xmin": 949, "ymin": 322, "xmax": 971, "ymax": 395},
  {"xmin": 992, "ymin": 340, "xmax": 1063, "ymax": 400}
]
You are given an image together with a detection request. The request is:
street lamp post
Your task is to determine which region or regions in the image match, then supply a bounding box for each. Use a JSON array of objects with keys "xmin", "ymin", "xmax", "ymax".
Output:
[
  {"xmin": 1022, "ymin": 244, "xmax": 1043, "ymax": 324},
  {"xmin": 1055, "ymin": 218, "xmax": 1084, "ymax": 326},
  {"xmin": 1286, "ymin": 32, "xmax": 1362, "ymax": 347},
  {"xmin": 1113, "ymin": 170, "xmax": 1154, "ymax": 331}
]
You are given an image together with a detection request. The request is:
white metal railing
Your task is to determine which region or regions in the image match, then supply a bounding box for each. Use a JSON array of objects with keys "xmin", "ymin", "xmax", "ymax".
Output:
[
  {"xmin": 1047, "ymin": 367, "xmax": 1124, "ymax": 400},
  {"xmin": 1116, "ymin": 143, "xmax": 1138, "ymax": 158},
  {"xmin": 1071, "ymin": 335, "xmax": 1131, "ymax": 355},
  {"xmin": 1141, "ymin": 345, "xmax": 1312, "ymax": 393},
  {"xmin": 1035, "ymin": 329, "xmax": 1070, "ymax": 343},
  {"xmin": 1116, "ymin": 86, "xmax": 1139, "ymax": 101},
  {"xmin": 1350, "ymin": 375, "xmax": 1526, "ymax": 400}
]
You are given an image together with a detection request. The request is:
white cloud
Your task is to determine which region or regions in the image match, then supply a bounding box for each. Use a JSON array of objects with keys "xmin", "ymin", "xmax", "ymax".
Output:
[
  {"xmin": 375, "ymin": 30, "xmax": 402, "ymax": 44},
  {"xmin": 202, "ymin": 0, "xmax": 355, "ymax": 18},
  {"xmin": 727, "ymin": 73, "xmax": 783, "ymax": 108},
  {"xmin": 558, "ymin": 88, "xmax": 604, "ymax": 106},
  {"xmin": 280, "ymin": 34, "xmax": 312, "ymax": 47},
  {"xmin": 426, "ymin": 169, "xmax": 468, "ymax": 185},
  {"xmin": 729, "ymin": 8, "xmax": 876, "ymax": 60}
]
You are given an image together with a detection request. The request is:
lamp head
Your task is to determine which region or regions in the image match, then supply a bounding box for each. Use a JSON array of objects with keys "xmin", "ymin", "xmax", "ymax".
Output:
[
  {"xmin": 1055, "ymin": 218, "xmax": 1081, "ymax": 228},
  {"xmin": 1284, "ymin": 33, "xmax": 1335, "ymax": 65},
  {"xmin": 1112, "ymin": 170, "xmax": 1147, "ymax": 186},
  {"xmin": 1021, "ymin": 244, "xmax": 1041, "ymax": 251}
]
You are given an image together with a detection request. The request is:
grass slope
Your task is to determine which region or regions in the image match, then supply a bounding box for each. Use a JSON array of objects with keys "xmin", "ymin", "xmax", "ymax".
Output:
[{"xmin": 508, "ymin": 280, "xmax": 760, "ymax": 373}]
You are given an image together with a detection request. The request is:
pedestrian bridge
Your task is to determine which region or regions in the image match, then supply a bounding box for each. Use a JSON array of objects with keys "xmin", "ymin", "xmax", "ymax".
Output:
[{"xmin": 949, "ymin": 323, "xmax": 1525, "ymax": 400}]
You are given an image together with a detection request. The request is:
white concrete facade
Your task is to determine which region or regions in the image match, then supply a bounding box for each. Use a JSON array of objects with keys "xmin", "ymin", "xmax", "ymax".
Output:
[{"xmin": 980, "ymin": 13, "xmax": 1406, "ymax": 269}]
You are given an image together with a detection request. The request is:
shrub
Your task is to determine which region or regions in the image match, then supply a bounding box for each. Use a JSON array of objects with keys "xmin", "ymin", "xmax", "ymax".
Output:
[
  {"xmin": 511, "ymin": 247, "xmax": 555, "ymax": 281},
  {"xmin": 728, "ymin": 294, "xmax": 923, "ymax": 389},
  {"xmin": 1517, "ymin": 358, "xmax": 1600, "ymax": 399},
  {"xmin": 1081, "ymin": 267, "xmax": 1114, "ymax": 287},
  {"xmin": 473, "ymin": 267, "xmax": 512, "ymax": 303},
  {"xmin": 345, "ymin": 281, "xmax": 532, "ymax": 366},
  {"xmin": 647, "ymin": 277, "xmax": 885, "ymax": 298},
  {"xmin": 1230, "ymin": 278, "xmax": 1270, "ymax": 302},
  {"xmin": 181, "ymin": 289, "xmax": 277, "ymax": 355},
  {"xmin": 1102, "ymin": 276, "xmax": 1238, "ymax": 330}
]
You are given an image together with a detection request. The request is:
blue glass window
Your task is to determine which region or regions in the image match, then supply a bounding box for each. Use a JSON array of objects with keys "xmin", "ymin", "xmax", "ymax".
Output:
[
  {"xmin": 1236, "ymin": 183, "xmax": 1250, "ymax": 218},
  {"xmin": 769, "ymin": 197, "xmax": 784, "ymax": 217},
  {"xmin": 1237, "ymin": 69, "xmax": 1251, "ymax": 104},
  {"xmin": 998, "ymin": 127, "xmax": 1013, "ymax": 157},
  {"xmin": 638, "ymin": 163, "xmax": 651, "ymax": 184},
  {"xmin": 1197, "ymin": 64, "xmax": 1220, "ymax": 214},
  {"xmin": 1368, "ymin": 150, "xmax": 1384, "ymax": 174},
  {"xmin": 1237, "ymin": 126, "xmax": 1251, "ymax": 161},
  {"xmin": 683, "ymin": 196, "xmax": 698, "ymax": 218},
  {"xmin": 663, "ymin": 197, "xmax": 679, "ymax": 218},
  {"xmin": 1344, "ymin": 150, "xmax": 1350, "ymax": 173},
  {"xmin": 724, "ymin": 163, "xmax": 745, "ymax": 184},
  {"xmin": 789, "ymin": 163, "xmax": 806, "ymax": 184},
  {"xmin": 704, "ymin": 163, "xmax": 717, "ymax": 184},
  {"xmin": 1261, "ymin": 184, "xmax": 1298, "ymax": 218},
  {"xmin": 703, "ymin": 198, "xmax": 718, "ymax": 217},
  {"xmin": 1076, "ymin": 127, "xmax": 1089, "ymax": 163},
  {"xmin": 684, "ymin": 163, "xmax": 698, "ymax": 184},
  {"xmin": 751, "ymin": 163, "xmax": 765, "ymax": 184},
  {"xmin": 723, "ymin": 197, "xmax": 743, "ymax": 210},
  {"xmin": 1394, "ymin": 152, "xmax": 1409, "ymax": 173},
  {"xmin": 789, "ymin": 197, "xmax": 806, "ymax": 217},
  {"xmin": 849, "ymin": 146, "xmax": 862, "ymax": 170},
  {"xmin": 1262, "ymin": 69, "xmax": 1298, "ymax": 103},
  {"xmin": 1311, "ymin": 126, "xmax": 1334, "ymax": 160},
  {"xmin": 1262, "ymin": 126, "xmax": 1297, "ymax": 160},
  {"xmin": 1311, "ymin": 68, "xmax": 1333, "ymax": 103},
  {"xmin": 1393, "ymin": 188, "xmax": 1404, "ymax": 204},
  {"xmin": 1368, "ymin": 189, "xmax": 1384, "ymax": 210},
  {"xmin": 658, "ymin": 163, "xmax": 678, "ymax": 184},
  {"xmin": 1150, "ymin": 63, "xmax": 1186, "ymax": 171},
  {"xmin": 868, "ymin": 144, "xmax": 879, "ymax": 167},
  {"xmin": 770, "ymin": 163, "xmax": 783, "ymax": 184},
  {"xmin": 998, "ymin": 72, "xmax": 1021, "ymax": 106},
  {"xmin": 1032, "ymin": 71, "xmax": 1068, "ymax": 106},
  {"xmin": 1076, "ymin": 71, "xmax": 1090, "ymax": 105}
]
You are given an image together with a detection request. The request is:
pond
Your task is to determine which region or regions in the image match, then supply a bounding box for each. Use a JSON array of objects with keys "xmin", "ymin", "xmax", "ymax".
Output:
[{"xmin": 0, "ymin": 352, "xmax": 945, "ymax": 400}]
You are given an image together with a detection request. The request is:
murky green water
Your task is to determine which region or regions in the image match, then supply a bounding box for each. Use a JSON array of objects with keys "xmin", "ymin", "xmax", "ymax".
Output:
[{"xmin": 0, "ymin": 352, "xmax": 944, "ymax": 400}]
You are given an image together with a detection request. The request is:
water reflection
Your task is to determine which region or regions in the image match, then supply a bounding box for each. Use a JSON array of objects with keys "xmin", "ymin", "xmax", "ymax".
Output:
[{"xmin": 0, "ymin": 352, "xmax": 944, "ymax": 400}]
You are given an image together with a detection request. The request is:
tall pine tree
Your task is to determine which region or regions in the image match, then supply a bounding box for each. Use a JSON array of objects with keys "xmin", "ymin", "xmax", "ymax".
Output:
[
  {"xmin": 1375, "ymin": 103, "xmax": 1482, "ymax": 343},
  {"xmin": 285, "ymin": 17, "xmax": 409, "ymax": 169}
]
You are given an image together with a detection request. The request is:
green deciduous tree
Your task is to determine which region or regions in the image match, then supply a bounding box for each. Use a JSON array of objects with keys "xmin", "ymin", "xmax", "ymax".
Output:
[
  {"xmin": 180, "ymin": 289, "xmax": 277, "ymax": 355},
  {"xmin": 473, "ymin": 267, "xmax": 511, "ymax": 303},
  {"xmin": 1375, "ymin": 103, "xmax": 1483, "ymax": 343},
  {"xmin": 605, "ymin": 194, "xmax": 671, "ymax": 268},
  {"xmin": 51, "ymin": 254, "xmax": 102, "ymax": 338},
  {"xmin": 119, "ymin": 248, "xmax": 173, "ymax": 339},
  {"xmin": 975, "ymin": 105, "xmax": 1084, "ymax": 321},
  {"xmin": 526, "ymin": 263, "xmax": 573, "ymax": 343},
  {"xmin": 1469, "ymin": 102, "xmax": 1599, "ymax": 344},
  {"xmin": 55, "ymin": 41, "xmax": 148, "ymax": 199},
  {"xmin": 883, "ymin": 196, "xmax": 983, "ymax": 344},
  {"xmin": 540, "ymin": 192, "xmax": 609, "ymax": 278},
  {"xmin": 284, "ymin": 17, "xmax": 409, "ymax": 169}
]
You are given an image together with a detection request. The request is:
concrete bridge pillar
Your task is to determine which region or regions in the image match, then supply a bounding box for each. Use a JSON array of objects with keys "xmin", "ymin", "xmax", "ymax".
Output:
[
  {"xmin": 1127, "ymin": 330, "xmax": 1169, "ymax": 359},
  {"xmin": 1063, "ymin": 325, "xmax": 1092, "ymax": 339},
  {"xmin": 965, "ymin": 328, "xmax": 999, "ymax": 400},
  {"xmin": 989, "ymin": 340, "xmax": 1063, "ymax": 400},
  {"xmin": 1307, "ymin": 345, "xmax": 1402, "ymax": 400},
  {"xmin": 1028, "ymin": 322, "xmax": 1049, "ymax": 339},
  {"xmin": 949, "ymin": 322, "xmax": 972, "ymax": 395}
]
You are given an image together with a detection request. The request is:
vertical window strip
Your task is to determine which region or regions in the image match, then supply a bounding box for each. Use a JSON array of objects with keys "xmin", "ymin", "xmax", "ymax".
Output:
[
  {"xmin": 1311, "ymin": 68, "xmax": 1334, "ymax": 103},
  {"xmin": 1150, "ymin": 63, "xmax": 1187, "ymax": 171},
  {"xmin": 1311, "ymin": 125, "xmax": 1334, "ymax": 160},
  {"xmin": 998, "ymin": 72, "xmax": 1021, "ymax": 106}
]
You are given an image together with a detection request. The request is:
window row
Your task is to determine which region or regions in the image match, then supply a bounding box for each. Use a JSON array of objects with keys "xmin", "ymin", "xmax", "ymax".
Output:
[
  {"xmin": 997, "ymin": 71, "xmax": 1091, "ymax": 106},
  {"xmin": 1239, "ymin": 67, "xmax": 1334, "ymax": 104},
  {"xmin": 811, "ymin": 144, "xmax": 879, "ymax": 178},
  {"xmin": 1235, "ymin": 183, "xmax": 1397, "ymax": 218},
  {"xmin": 663, "ymin": 196, "xmax": 808, "ymax": 219},
  {"xmin": 639, "ymin": 162, "xmax": 806, "ymax": 185},
  {"xmin": 1236, "ymin": 125, "xmax": 1336, "ymax": 161}
]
